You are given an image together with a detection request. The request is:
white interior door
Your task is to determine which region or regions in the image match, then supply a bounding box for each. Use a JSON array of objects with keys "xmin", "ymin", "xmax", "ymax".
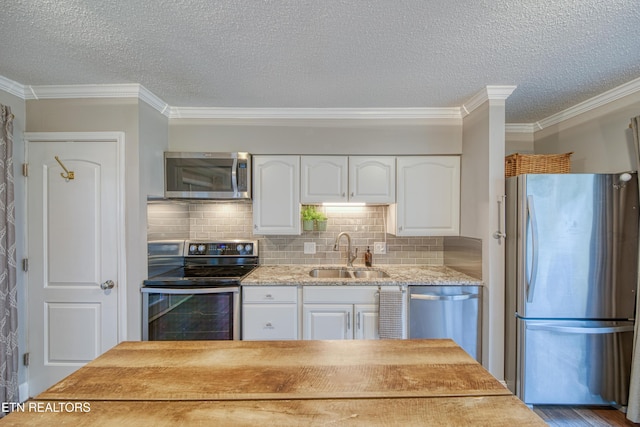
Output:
[{"xmin": 26, "ymin": 133, "xmax": 124, "ymax": 397}]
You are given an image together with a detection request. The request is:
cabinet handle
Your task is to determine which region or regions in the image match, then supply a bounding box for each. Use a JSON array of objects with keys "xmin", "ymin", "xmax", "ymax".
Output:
[
  {"xmin": 265, "ymin": 322, "xmax": 274, "ymax": 329},
  {"xmin": 351, "ymin": 192, "xmax": 354, "ymax": 197},
  {"xmin": 346, "ymin": 313, "xmax": 351, "ymax": 333},
  {"xmin": 357, "ymin": 312, "xmax": 361, "ymax": 330},
  {"xmin": 265, "ymin": 294, "xmax": 273, "ymax": 299},
  {"xmin": 342, "ymin": 192, "xmax": 346, "ymax": 197}
]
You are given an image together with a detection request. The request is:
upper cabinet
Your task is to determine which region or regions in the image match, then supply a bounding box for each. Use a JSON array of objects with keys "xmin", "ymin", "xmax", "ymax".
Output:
[
  {"xmin": 348, "ymin": 157, "xmax": 396, "ymax": 204},
  {"xmin": 387, "ymin": 156, "xmax": 460, "ymax": 236},
  {"xmin": 300, "ymin": 156, "xmax": 348, "ymax": 203},
  {"xmin": 301, "ymin": 156, "xmax": 395, "ymax": 204},
  {"xmin": 253, "ymin": 155, "xmax": 301, "ymax": 235}
]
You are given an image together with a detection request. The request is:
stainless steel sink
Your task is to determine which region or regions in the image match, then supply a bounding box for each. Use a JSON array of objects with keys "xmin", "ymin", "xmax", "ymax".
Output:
[
  {"xmin": 308, "ymin": 268, "xmax": 389, "ymax": 279},
  {"xmin": 351, "ymin": 270, "xmax": 389, "ymax": 278},
  {"xmin": 309, "ymin": 268, "xmax": 353, "ymax": 278}
]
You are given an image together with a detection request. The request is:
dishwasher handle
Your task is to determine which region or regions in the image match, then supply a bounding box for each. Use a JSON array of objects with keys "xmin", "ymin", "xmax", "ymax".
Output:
[{"xmin": 410, "ymin": 292, "xmax": 478, "ymax": 301}]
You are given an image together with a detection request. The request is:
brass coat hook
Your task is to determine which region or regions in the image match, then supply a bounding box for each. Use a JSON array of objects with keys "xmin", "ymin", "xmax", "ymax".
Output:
[{"xmin": 54, "ymin": 156, "xmax": 75, "ymax": 181}]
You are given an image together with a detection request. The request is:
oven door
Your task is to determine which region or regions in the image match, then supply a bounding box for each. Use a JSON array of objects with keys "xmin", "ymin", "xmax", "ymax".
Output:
[{"xmin": 141, "ymin": 287, "xmax": 239, "ymax": 340}]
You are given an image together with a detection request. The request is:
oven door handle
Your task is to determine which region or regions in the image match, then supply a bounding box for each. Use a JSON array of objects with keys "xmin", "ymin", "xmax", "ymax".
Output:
[{"xmin": 141, "ymin": 287, "xmax": 239, "ymax": 294}]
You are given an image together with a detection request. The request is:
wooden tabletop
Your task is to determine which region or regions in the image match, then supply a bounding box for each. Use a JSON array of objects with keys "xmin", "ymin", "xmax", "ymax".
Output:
[
  {"xmin": 2, "ymin": 396, "xmax": 547, "ymax": 426},
  {"xmin": 37, "ymin": 339, "xmax": 511, "ymax": 401},
  {"xmin": 1, "ymin": 339, "xmax": 547, "ymax": 425}
]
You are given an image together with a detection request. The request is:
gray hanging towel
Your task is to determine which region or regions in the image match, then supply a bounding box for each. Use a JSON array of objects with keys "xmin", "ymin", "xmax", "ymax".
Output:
[{"xmin": 378, "ymin": 287, "xmax": 406, "ymax": 339}]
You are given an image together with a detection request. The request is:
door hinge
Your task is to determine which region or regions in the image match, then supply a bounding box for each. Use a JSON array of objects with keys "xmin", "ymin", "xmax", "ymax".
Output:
[
  {"xmin": 22, "ymin": 163, "xmax": 28, "ymax": 177},
  {"xmin": 23, "ymin": 353, "xmax": 29, "ymax": 367},
  {"xmin": 22, "ymin": 258, "xmax": 28, "ymax": 272}
]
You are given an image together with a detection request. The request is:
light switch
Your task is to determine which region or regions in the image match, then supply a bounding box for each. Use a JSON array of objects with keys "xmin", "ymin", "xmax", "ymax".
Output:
[{"xmin": 304, "ymin": 242, "xmax": 316, "ymax": 254}]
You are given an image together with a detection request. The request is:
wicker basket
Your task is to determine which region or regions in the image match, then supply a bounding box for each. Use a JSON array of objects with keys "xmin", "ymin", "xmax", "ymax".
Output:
[{"xmin": 505, "ymin": 152, "xmax": 572, "ymax": 177}]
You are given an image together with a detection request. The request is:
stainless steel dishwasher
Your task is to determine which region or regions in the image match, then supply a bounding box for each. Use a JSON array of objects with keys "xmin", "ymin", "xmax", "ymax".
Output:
[{"xmin": 408, "ymin": 286, "xmax": 482, "ymax": 361}]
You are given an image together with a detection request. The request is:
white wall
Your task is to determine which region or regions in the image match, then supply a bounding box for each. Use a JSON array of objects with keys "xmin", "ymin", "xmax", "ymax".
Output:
[
  {"xmin": 534, "ymin": 91, "xmax": 640, "ymax": 173},
  {"xmin": 133, "ymin": 101, "xmax": 169, "ymax": 338},
  {"xmin": 461, "ymin": 101, "xmax": 507, "ymax": 378},
  {"xmin": 168, "ymin": 118, "xmax": 463, "ymax": 154},
  {"xmin": 25, "ymin": 98, "xmax": 157, "ymax": 340},
  {"xmin": 505, "ymin": 130, "xmax": 534, "ymax": 155}
]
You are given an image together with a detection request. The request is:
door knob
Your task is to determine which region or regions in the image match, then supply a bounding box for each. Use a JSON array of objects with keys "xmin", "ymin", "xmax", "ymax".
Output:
[{"xmin": 100, "ymin": 280, "xmax": 115, "ymax": 290}]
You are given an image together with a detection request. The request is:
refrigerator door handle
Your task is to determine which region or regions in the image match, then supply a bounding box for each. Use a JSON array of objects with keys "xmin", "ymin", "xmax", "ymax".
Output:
[
  {"xmin": 410, "ymin": 293, "xmax": 478, "ymax": 301},
  {"xmin": 526, "ymin": 195, "xmax": 539, "ymax": 303},
  {"xmin": 527, "ymin": 323, "xmax": 635, "ymax": 334}
]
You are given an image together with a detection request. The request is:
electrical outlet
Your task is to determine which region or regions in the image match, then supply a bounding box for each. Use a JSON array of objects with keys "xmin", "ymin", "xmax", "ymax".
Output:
[
  {"xmin": 373, "ymin": 242, "xmax": 386, "ymax": 255},
  {"xmin": 303, "ymin": 242, "xmax": 316, "ymax": 254}
]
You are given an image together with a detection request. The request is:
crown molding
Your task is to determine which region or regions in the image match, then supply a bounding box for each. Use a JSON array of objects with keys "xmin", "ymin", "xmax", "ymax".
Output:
[
  {"xmin": 505, "ymin": 123, "xmax": 537, "ymax": 134},
  {"xmin": 503, "ymin": 77, "xmax": 640, "ymax": 135},
  {"xmin": 27, "ymin": 83, "xmax": 171, "ymax": 116},
  {"xmin": 168, "ymin": 106, "xmax": 462, "ymax": 120},
  {"xmin": 0, "ymin": 78, "xmax": 172, "ymax": 117},
  {"xmin": 0, "ymin": 76, "xmax": 461, "ymax": 120},
  {"xmin": 534, "ymin": 76, "xmax": 640, "ymax": 130},
  {"xmin": 25, "ymin": 83, "xmax": 142, "ymax": 100},
  {"xmin": 3, "ymin": 75, "xmax": 640, "ymax": 129},
  {"xmin": 0, "ymin": 75, "xmax": 29, "ymax": 99},
  {"xmin": 462, "ymin": 85, "xmax": 517, "ymax": 116}
]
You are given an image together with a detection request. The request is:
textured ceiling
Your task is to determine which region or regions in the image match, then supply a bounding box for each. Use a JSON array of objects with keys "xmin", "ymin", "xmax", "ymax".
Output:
[{"xmin": 1, "ymin": 0, "xmax": 639, "ymax": 123}]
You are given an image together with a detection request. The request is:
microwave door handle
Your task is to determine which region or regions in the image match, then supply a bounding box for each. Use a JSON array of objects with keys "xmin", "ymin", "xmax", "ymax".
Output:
[{"xmin": 231, "ymin": 158, "xmax": 238, "ymax": 196}]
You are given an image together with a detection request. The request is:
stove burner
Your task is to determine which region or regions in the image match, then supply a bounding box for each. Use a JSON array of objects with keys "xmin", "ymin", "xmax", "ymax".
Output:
[{"xmin": 144, "ymin": 239, "xmax": 259, "ymax": 288}]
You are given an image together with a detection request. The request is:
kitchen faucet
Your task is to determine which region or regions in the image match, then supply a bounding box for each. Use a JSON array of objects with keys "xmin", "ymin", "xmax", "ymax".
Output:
[{"xmin": 334, "ymin": 232, "xmax": 358, "ymax": 267}]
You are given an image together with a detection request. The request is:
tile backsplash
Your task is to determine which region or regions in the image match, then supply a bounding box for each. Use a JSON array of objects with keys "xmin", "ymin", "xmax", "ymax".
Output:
[{"xmin": 147, "ymin": 201, "xmax": 444, "ymax": 266}]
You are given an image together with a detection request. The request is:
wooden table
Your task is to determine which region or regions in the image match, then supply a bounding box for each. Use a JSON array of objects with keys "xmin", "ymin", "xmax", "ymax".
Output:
[{"xmin": 3, "ymin": 339, "xmax": 547, "ymax": 426}]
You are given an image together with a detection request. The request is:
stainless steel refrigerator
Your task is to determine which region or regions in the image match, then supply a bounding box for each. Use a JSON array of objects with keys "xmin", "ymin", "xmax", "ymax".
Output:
[{"xmin": 505, "ymin": 173, "xmax": 638, "ymax": 406}]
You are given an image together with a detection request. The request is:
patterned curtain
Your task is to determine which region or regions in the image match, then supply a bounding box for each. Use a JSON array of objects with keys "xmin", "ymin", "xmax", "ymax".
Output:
[{"xmin": 0, "ymin": 104, "xmax": 18, "ymax": 415}]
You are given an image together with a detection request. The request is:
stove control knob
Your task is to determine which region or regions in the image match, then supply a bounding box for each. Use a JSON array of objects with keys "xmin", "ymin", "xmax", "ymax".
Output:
[
  {"xmin": 189, "ymin": 244, "xmax": 197, "ymax": 253},
  {"xmin": 236, "ymin": 244, "xmax": 244, "ymax": 253},
  {"xmin": 197, "ymin": 244, "xmax": 206, "ymax": 253},
  {"xmin": 244, "ymin": 244, "xmax": 252, "ymax": 254}
]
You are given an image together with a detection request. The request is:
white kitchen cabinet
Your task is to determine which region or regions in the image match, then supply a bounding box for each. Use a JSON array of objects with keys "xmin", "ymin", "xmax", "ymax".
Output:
[
  {"xmin": 300, "ymin": 156, "xmax": 395, "ymax": 204},
  {"xmin": 387, "ymin": 156, "xmax": 460, "ymax": 236},
  {"xmin": 300, "ymin": 156, "xmax": 348, "ymax": 203},
  {"xmin": 348, "ymin": 156, "xmax": 395, "ymax": 204},
  {"xmin": 253, "ymin": 155, "xmax": 301, "ymax": 235},
  {"xmin": 302, "ymin": 286, "xmax": 379, "ymax": 340},
  {"xmin": 242, "ymin": 286, "xmax": 298, "ymax": 340},
  {"xmin": 303, "ymin": 304, "xmax": 353, "ymax": 339},
  {"xmin": 354, "ymin": 304, "xmax": 379, "ymax": 340}
]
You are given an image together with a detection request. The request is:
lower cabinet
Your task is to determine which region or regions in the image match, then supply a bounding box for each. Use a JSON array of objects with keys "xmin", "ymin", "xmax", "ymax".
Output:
[
  {"xmin": 242, "ymin": 286, "xmax": 298, "ymax": 340},
  {"xmin": 302, "ymin": 286, "xmax": 379, "ymax": 340}
]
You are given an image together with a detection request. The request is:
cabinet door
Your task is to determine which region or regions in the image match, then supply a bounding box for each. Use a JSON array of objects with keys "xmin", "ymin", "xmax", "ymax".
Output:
[
  {"xmin": 349, "ymin": 156, "xmax": 395, "ymax": 204},
  {"xmin": 390, "ymin": 156, "xmax": 460, "ymax": 236},
  {"xmin": 243, "ymin": 304, "xmax": 298, "ymax": 340},
  {"xmin": 253, "ymin": 155, "xmax": 301, "ymax": 235},
  {"xmin": 301, "ymin": 156, "xmax": 348, "ymax": 203},
  {"xmin": 355, "ymin": 304, "xmax": 380, "ymax": 340},
  {"xmin": 303, "ymin": 304, "xmax": 353, "ymax": 340}
]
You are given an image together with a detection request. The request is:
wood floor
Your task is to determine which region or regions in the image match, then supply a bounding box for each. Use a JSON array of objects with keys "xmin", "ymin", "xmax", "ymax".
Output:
[{"xmin": 533, "ymin": 406, "xmax": 640, "ymax": 426}]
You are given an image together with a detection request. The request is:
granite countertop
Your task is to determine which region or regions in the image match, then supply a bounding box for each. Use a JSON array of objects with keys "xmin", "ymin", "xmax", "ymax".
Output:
[{"xmin": 241, "ymin": 264, "xmax": 482, "ymax": 286}]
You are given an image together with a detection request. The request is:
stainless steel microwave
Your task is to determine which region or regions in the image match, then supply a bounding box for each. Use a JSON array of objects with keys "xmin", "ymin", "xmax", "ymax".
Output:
[{"xmin": 164, "ymin": 152, "xmax": 251, "ymax": 199}]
